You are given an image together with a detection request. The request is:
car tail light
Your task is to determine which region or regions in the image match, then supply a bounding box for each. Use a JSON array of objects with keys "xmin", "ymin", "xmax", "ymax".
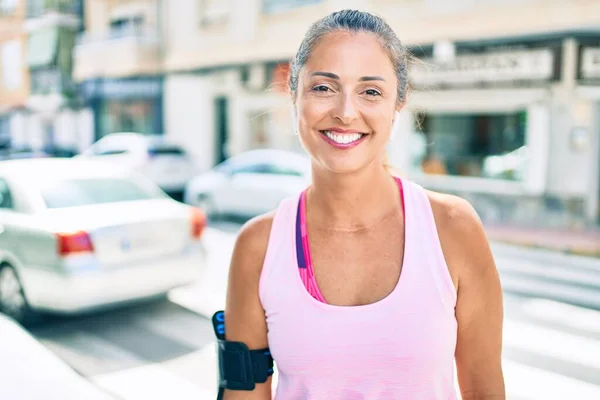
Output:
[
  {"xmin": 191, "ymin": 208, "xmax": 207, "ymax": 239},
  {"xmin": 57, "ymin": 231, "xmax": 94, "ymax": 256}
]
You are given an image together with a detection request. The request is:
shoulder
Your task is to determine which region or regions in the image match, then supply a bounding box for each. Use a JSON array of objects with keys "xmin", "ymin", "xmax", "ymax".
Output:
[
  {"xmin": 425, "ymin": 189, "xmax": 483, "ymax": 236},
  {"xmin": 231, "ymin": 211, "xmax": 276, "ymax": 273},
  {"xmin": 224, "ymin": 211, "xmax": 277, "ymax": 349},
  {"xmin": 423, "ymin": 189, "xmax": 492, "ymax": 285}
]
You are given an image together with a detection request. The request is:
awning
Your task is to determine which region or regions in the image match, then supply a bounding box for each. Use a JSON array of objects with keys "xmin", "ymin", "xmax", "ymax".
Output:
[{"xmin": 26, "ymin": 28, "xmax": 58, "ymax": 69}]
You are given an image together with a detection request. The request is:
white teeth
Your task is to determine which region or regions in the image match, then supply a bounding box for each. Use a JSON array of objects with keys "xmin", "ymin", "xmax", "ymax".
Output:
[{"xmin": 324, "ymin": 131, "xmax": 363, "ymax": 144}]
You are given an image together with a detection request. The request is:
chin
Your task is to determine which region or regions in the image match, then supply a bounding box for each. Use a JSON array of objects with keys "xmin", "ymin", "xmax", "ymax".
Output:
[{"xmin": 316, "ymin": 154, "xmax": 372, "ymax": 176}]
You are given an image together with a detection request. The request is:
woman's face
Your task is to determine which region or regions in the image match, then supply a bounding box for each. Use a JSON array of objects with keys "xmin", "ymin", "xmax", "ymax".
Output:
[{"xmin": 295, "ymin": 31, "xmax": 401, "ymax": 175}]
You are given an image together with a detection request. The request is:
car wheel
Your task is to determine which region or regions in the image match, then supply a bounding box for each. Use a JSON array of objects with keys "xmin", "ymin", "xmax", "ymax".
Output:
[
  {"xmin": 0, "ymin": 264, "xmax": 36, "ymax": 325},
  {"xmin": 196, "ymin": 193, "xmax": 218, "ymax": 220}
]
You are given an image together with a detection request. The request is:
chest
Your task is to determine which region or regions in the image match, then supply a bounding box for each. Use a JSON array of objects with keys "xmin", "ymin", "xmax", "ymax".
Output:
[
  {"xmin": 307, "ymin": 215, "xmax": 405, "ymax": 306},
  {"xmin": 268, "ymin": 304, "xmax": 457, "ymax": 380}
]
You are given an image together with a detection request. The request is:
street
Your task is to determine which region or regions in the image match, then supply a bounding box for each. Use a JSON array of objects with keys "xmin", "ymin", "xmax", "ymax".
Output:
[{"xmin": 26, "ymin": 222, "xmax": 600, "ymax": 400}]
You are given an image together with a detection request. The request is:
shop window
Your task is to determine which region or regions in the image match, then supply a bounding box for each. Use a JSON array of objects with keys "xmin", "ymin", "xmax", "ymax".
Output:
[
  {"xmin": 199, "ymin": 0, "xmax": 230, "ymax": 27},
  {"xmin": 414, "ymin": 111, "xmax": 527, "ymax": 180},
  {"xmin": 263, "ymin": 0, "xmax": 322, "ymax": 14},
  {"xmin": 100, "ymin": 100, "xmax": 156, "ymax": 138}
]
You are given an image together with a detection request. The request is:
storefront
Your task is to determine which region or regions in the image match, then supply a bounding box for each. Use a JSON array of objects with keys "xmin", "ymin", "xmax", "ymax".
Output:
[
  {"xmin": 81, "ymin": 76, "xmax": 163, "ymax": 141},
  {"xmin": 576, "ymin": 38, "xmax": 600, "ymax": 226},
  {"xmin": 391, "ymin": 37, "xmax": 565, "ymax": 226}
]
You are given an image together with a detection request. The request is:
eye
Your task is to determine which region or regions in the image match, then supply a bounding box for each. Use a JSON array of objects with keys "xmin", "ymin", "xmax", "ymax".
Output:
[
  {"xmin": 364, "ymin": 89, "xmax": 382, "ymax": 97},
  {"xmin": 312, "ymin": 85, "xmax": 331, "ymax": 93}
]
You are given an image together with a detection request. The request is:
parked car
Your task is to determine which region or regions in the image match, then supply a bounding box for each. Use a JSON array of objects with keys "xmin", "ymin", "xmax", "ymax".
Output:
[
  {"xmin": 0, "ymin": 314, "xmax": 115, "ymax": 399},
  {"xmin": 77, "ymin": 132, "xmax": 198, "ymax": 199},
  {"xmin": 0, "ymin": 148, "xmax": 51, "ymax": 160},
  {"xmin": 0, "ymin": 158, "xmax": 207, "ymax": 325},
  {"xmin": 184, "ymin": 149, "xmax": 311, "ymax": 218}
]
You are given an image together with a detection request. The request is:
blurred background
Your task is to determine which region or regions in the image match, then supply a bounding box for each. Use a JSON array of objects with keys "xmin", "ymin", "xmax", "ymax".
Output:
[{"xmin": 0, "ymin": 0, "xmax": 599, "ymax": 399}]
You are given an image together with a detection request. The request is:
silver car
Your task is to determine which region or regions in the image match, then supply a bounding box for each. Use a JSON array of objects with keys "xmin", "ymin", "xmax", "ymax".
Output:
[
  {"xmin": 0, "ymin": 158, "xmax": 208, "ymax": 324},
  {"xmin": 184, "ymin": 149, "xmax": 311, "ymax": 218}
]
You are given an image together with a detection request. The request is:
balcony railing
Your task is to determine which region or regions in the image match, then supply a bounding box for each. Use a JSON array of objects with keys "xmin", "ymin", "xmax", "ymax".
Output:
[{"xmin": 26, "ymin": 0, "xmax": 82, "ymax": 19}]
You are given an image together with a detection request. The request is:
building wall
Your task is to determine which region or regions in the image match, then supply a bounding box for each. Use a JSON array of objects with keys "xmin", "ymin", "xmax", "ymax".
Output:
[
  {"xmin": 164, "ymin": 0, "xmax": 600, "ymax": 71},
  {"xmin": 0, "ymin": 0, "xmax": 28, "ymax": 111}
]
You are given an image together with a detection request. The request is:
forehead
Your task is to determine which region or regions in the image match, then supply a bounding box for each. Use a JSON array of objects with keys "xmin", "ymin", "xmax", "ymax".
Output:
[{"xmin": 302, "ymin": 31, "xmax": 395, "ymax": 79}]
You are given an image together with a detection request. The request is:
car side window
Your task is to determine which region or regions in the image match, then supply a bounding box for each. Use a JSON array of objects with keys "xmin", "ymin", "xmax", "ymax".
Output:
[
  {"xmin": 231, "ymin": 163, "xmax": 271, "ymax": 175},
  {"xmin": 0, "ymin": 179, "xmax": 14, "ymax": 209},
  {"xmin": 266, "ymin": 163, "xmax": 304, "ymax": 177}
]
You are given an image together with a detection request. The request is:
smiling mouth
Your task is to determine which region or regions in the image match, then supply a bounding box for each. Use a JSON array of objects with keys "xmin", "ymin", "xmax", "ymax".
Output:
[{"xmin": 319, "ymin": 130, "xmax": 366, "ymax": 145}]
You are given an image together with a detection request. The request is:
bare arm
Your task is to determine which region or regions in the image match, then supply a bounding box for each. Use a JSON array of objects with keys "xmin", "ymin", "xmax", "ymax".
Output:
[
  {"xmin": 222, "ymin": 213, "xmax": 275, "ymax": 400},
  {"xmin": 432, "ymin": 194, "xmax": 505, "ymax": 399}
]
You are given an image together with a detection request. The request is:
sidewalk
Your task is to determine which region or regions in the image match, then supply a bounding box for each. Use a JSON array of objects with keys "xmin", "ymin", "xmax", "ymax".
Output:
[{"xmin": 485, "ymin": 225, "xmax": 600, "ymax": 258}]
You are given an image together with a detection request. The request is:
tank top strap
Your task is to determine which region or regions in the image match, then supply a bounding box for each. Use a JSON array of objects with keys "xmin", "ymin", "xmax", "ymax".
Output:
[
  {"xmin": 258, "ymin": 195, "xmax": 300, "ymax": 304},
  {"xmin": 403, "ymin": 181, "xmax": 457, "ymax": 310}
]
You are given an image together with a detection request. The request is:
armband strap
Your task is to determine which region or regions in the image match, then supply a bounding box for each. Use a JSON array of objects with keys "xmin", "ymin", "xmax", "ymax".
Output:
[{"xmin": 212, "ymin": 311, "xmax": 274, "ymax": 399}]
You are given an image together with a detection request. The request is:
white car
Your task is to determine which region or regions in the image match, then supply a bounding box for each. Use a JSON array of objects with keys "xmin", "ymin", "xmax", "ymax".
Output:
[
  {"xmin": 0, "ymin": 314, "xmax": 115, "ymax": 399},
  {"xmin": 0, "ymin": 158, "xmax": 207, "ymax": 325},
  {"xmin": 184, "ymin": 149, "xmax": 311, "ymax": 218},
  {"xmin": 78, "ymin": 132, "xmax": 198, "ymax": 198}
]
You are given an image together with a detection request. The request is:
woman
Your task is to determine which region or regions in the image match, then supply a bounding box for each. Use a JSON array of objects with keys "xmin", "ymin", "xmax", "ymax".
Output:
[{"xmin": 223, "ymin": 9, "xmax": 505, "ymax": 400}]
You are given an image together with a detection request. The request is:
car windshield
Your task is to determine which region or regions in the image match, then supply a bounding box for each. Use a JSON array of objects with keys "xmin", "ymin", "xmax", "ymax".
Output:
[{"xmin": 40, "ymin": 177, "xmax": 166, "ymax": 209}]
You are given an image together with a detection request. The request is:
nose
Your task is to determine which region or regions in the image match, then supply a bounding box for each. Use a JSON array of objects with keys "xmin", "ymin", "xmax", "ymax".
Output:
[{"xmin": 333, "ymin": 92, "xmax": 358, "ymax": 125}]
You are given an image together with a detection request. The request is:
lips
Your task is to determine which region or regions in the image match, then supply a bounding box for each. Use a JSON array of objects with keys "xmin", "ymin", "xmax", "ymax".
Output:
[{"xmin": 319, "ymin": 130, "xmax": 367, "ymax": 149}]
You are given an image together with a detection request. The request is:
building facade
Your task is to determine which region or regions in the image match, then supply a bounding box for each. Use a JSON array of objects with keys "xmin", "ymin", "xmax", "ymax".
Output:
[
  {"xmin": 72, "ymin": 0, "xmax": 600, "ymax": 228},
  {"xmin": 73, "ymin": 0, "xmax": 164, "ymax": 145},
  {"xmin": 0, "ymin": 0, "xmax": 28, "ymax": 148}
]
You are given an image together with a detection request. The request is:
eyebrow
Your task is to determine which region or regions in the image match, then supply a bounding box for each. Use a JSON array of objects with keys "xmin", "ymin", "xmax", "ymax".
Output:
[{"xmin": 310, "ymin": 72, "xmax": 386, "ymax": 82}]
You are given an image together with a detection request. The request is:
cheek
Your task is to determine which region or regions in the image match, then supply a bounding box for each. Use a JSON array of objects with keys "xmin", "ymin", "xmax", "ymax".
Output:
[{"xmin": 297, "ymin": 99, "xmax": 330, "ymax": 131}]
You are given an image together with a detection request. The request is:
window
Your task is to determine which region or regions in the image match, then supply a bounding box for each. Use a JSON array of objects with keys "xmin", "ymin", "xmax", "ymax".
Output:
[
  {"xmin": 100, "ymin": 99, "xmax": 157, "ymax": 138},
  {"xmin": 414, "ymin": 111, "xmax": 527, "ymax": 180},
  {"xmin": 199, "ymin": 0, "xmax": 230, "ymax": 26},
  {"xmin": 231, "ymin": 163, "xmax": 271, "ymax": 175},
  {"xmin": 40, "ymin": 178, "xmax": 165, "ymax": 208},
  {"xmin": 1, "ymin": 40, "xmax": 21, "ymax": 90},
  {"xmin": 263, "ymin": 0, "xmax": 322, "ymax": 14},
  {"xmin": 148, "ymin": 145, "xmax": 186, "ymax": 157},
  {"xmin": 267, "ymin": 163, "xmax": 304, "ymax": 176},
  {"xmin": 26, "ymin": 0, "xmax": 80, "ymax": 18},
  {"xmin": 0, "ymin": 0, "xmax": 17, "ymax": 15},
  {"xmin": 30, "ymin": 68, "xmax": 62, "ymax": 94},
  {"xmin": 109, "ymin": 15, "xmax": 146, "ymax": 37},
  {"xmin": 0, "ymin": 179, "xmax": 14, "ymax": 209}
]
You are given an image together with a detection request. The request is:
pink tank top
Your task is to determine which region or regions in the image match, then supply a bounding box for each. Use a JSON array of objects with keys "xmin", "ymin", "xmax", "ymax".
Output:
[{"xmin": 259, "ymin": 178, "xmax": 458, "ymax": 400}]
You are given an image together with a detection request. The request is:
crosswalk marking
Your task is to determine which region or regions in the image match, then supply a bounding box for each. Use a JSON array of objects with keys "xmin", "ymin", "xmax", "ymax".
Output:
[
  {"xmin": 503, "ymin": 360, "xmax": 600, "ymax": 400},
  {"xmin": 504, "ymin": 319, "xmax": 600, "ymax": 370},
  {"xmin": 520, "ymin": 298, "xmax": 600, "ymax": 334},
  {"xmin": 92, "ymin": 363, "xmax": 215, "ymax": 400}
]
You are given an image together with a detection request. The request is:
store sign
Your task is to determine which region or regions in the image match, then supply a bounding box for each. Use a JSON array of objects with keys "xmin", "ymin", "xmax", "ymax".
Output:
[
  {"xmin": 82, "ymin": 78, "xmax": 162, "ymax": 100},
  {"xmin": 410, "ymin": 48, "xmax": 555, "ymax": 87},
  {"xmin": 580, "ymin": 47, "xmax": 600, "ymax": 79}
]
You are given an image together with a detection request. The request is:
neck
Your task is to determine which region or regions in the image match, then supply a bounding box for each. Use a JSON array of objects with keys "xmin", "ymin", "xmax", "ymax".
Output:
[{"xmin": 307, "ymin": 161, "xmax": 400, "ymax": 230}]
